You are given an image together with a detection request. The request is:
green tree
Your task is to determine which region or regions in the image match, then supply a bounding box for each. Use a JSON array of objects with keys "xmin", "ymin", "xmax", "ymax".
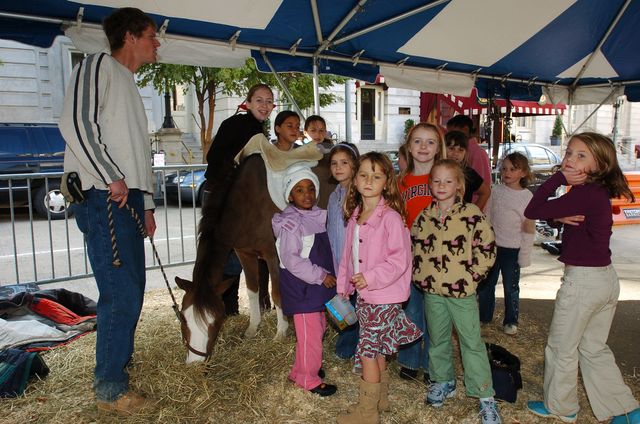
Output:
[
  {"xmin": 404, "ymin": 118, "xmax": 415, "ymax": 138},
  {"xmin": 137, "ymin": 59, "xmax": 346, "ymax": 159},
  {"xmin": 552, "ymin": 115, "xmax": 563, "ymax": 138}
]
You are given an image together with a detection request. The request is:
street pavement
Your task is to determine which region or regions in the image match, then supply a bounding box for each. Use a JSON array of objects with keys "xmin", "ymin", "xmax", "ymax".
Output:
[{"xmin": 43, "ymin": 223, "xmax": 640, "ymax": 303}]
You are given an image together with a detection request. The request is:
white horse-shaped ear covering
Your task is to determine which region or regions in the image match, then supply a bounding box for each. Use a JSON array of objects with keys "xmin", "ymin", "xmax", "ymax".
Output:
[
  {"xmin": 235, "ymin": 134, "xmax": 322, "ymax": 211},
  {"xmin": 282, "ymin": 164, "xmax": 320, "ymax": 205}
]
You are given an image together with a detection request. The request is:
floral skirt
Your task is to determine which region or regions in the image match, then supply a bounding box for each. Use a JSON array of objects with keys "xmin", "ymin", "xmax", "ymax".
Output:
[{"xmin": 354, "ymin": 296, "xmax": 423, "ymax": 367}]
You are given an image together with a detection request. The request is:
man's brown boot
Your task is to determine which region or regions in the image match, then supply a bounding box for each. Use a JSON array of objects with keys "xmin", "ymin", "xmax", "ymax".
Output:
[{"xmin": 97, "ymin": 391, "xmax": 149, "ymax": 415}]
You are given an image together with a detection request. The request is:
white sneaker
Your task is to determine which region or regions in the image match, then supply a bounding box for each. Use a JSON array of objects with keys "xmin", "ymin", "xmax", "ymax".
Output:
[{"xmin": 503, "ymin": 324, "xmax": 518, "ymax": 335}]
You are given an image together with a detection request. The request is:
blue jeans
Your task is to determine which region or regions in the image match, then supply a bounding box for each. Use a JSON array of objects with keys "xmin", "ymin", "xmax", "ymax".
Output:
[
  {"xmin": 477, "ymin": 246, "xmax": 520, "ymax": 326},
  {"xmin": 397, "ymin": 284, "xmax": 429, "ymax": 371},
  {"xmin": 74, "ymin": 188, "xmax": 146, "ymax": 401},
  {"xmin": 334, "ymin": 293, "xmax": 359, "ymax": 359}
]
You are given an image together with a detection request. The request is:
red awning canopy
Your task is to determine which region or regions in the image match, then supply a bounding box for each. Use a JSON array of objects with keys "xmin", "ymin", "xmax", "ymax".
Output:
[{"xmin": 439, "ymin": 88, "xmax": 565, "ymax": 117}]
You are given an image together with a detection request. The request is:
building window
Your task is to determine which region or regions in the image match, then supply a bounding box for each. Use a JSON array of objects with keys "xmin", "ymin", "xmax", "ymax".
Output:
[{"xmin": 399, "ymin": 107, "xmax": 411, "ymax": 115}]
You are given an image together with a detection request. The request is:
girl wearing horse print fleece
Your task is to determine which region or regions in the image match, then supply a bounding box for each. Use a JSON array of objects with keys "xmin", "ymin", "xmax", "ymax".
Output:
[
  {"xmin": 411, "ymin": 159, "xmax": 500, "ymax": 424},
  {"xmin": 272, "ymin": 165, "xmax": 337, "ymax": 397}
]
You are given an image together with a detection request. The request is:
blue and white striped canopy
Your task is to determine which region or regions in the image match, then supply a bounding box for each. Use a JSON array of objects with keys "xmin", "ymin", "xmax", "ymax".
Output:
[{"xmin": 1, "ymin": 0, "xmax": 638, "ymax": 103}]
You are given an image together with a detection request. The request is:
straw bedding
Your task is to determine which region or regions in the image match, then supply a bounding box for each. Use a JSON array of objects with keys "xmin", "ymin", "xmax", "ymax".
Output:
[{"xmin": 2, "ymin": 288, "xmax": 638, "ymax": 424}]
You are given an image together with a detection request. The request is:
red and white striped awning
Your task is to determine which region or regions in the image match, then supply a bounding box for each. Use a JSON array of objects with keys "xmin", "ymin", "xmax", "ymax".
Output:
[{"xmin": 441, "ymin": 89, "xmax": 565, "ymax": 116}]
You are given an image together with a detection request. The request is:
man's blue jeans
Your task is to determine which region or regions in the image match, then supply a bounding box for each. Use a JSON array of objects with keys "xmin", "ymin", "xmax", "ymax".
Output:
[
  {"xmin": 477, "ymin": 246, "xmax": 520, "ymax": 326},
  {"xmin": 397, "ymin": 284, "xmax": 429, "ymax": 371},
  {"xmin": 334, "ymin": 293, "xmax": 359, "ymax": 359},
  {"xmin": 74, "ymin": 188, "xmax": 146, "ymax": 402}
]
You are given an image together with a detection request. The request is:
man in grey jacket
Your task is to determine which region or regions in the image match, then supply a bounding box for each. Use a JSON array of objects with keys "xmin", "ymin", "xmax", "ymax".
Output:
[{"xmin": 59, "ymin": 7, "xmax": 160, "ymax": 415}]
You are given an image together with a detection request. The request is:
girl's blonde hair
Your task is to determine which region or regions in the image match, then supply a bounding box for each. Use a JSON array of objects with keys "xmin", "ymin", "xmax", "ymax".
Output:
[
  {"xmin": 400, "ymin": 123, "xmax": 447, "ymax": 179},
  {"xmin": 503, "ymin": 152, "xmax": 533, "ymax": 188},
  {"xmin": 344, "ymin": 152, "xmax": 407, "ymax": 222},
  {"xmin": 570, "ymin": 132, "xmax": 634, "ymax": 201},
  {"xmin": 430, "ymin": 159, "xmax": 466, "ymax": 200}
]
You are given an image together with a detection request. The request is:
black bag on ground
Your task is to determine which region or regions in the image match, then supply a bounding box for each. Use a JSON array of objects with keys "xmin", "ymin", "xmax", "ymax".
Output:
[
  {"xmin": 0, "ymin": 349, "xmax": 50, "ymax": 398},
  {"xmin": 486, "ymin": 343, "xmax": 523, "ymax": 403},
  {"xmin": 60, "ymin": 171, "xmax": 85, "ymax": 204}
]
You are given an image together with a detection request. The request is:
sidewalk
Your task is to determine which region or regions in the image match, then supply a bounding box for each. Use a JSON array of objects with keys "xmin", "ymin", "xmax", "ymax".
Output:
[
  {"xmin": 517, "ymin": 224, "xmax": 640, "ymax": 301},
  {"xmin": 46, "ymin": 223, "xmax": 640, "ymax": 303}
]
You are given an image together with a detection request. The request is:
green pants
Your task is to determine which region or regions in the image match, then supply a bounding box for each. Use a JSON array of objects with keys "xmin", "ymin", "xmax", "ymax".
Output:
[{"xmin": 424, "ymin": 293, "xmax": 494, "ymax": 398}]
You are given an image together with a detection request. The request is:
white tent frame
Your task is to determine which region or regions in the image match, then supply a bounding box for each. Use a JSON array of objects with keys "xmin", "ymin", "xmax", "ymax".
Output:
[{"xmin": 1, "ymin": 0, "xmax": 638, "ymax": 116}]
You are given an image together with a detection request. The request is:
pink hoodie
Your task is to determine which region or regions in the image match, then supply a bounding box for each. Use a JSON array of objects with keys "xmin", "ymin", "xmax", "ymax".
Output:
[{"xmin": 337, "ymin": 198, "xmax": 412, "ymax": 305}]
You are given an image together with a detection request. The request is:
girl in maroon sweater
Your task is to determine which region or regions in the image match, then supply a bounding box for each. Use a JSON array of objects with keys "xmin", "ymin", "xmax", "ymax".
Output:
[{"xmin": 525, "ymin": 132, "xmax": 638, "ymax": 424}]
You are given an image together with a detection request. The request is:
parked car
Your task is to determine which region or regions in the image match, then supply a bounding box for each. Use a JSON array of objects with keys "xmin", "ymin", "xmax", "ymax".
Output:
[
  {"xmin": 383, "ymin": 150, "xmax": 400, "ymax": 173},
  {"xmin": 164, "ymin": 168, "xmax": 207, "ymax": 205},
  {"xmin": 0, "ymin": 123, "xmax": 70, "ymax": 218},
  {"xmin": 483, "ymin": 143, "xmax": 561, "ymax": 192}
]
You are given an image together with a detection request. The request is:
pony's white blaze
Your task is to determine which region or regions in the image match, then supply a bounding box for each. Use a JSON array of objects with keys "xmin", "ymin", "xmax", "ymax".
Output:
[
  {"xmin": 182, "ymin": 304, "xmax": 215, "ymax": 364},
  {"xmin": 244, "ymin": 289, "xmax": 261, "ymax": 338}
]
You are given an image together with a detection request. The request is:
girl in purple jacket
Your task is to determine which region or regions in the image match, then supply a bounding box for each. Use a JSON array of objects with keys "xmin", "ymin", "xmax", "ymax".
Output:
[
  {"xmin": 525, "ymin": 132, "xmax": 638, "ymax": 424},
  {"xmin": 272, "ymin": 165, "xmax": 337, "ymax": 397},
  {"xmin": 336, "ymin": 152, "xmax": 422, "ymax": 424}
]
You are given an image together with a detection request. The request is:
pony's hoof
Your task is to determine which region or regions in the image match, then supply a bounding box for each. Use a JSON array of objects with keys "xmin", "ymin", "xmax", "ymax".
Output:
[
  {"xmin": 273, "ymin": 329, "xmax": 287, "ymax": 340},
  {"xmin": 244, "ymin": 326, "xmax": 258, "ymax": 338}
]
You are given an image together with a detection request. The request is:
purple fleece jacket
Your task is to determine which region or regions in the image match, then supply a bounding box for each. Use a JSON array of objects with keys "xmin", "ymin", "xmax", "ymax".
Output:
[
  {"xmin": 524, "ymin": 172, "xmax": 612, "ymax": 267},
  {"xmin": 272, "ymin": 205, "xmax": 332, "ymax": 284},
  {"xmin": 272, "ymin": 205, "xmax": 335, "ymax": 315}
]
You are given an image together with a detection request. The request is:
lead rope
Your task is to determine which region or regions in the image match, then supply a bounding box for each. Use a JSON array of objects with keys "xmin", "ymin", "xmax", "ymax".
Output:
[{"xmin": 106, "ymin": 196, "xmax": 182, "ymax": 321}]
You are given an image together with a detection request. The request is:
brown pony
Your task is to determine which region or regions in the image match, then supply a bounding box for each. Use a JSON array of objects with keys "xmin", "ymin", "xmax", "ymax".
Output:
[{"xmin": 175, "ymin": 154, "xmax": 334, "ymax": 363}]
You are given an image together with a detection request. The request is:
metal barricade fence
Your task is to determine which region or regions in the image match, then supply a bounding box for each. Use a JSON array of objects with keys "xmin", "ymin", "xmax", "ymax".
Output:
[{"xmin": 0, "ymin": 165, "xmax": 206, "ymax": 286}]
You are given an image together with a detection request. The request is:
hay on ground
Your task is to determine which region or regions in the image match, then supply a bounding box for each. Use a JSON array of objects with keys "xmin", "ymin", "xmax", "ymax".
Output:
[{"xmin": 2, "ymin": 288, "xmax": 638, "ymax": 424}]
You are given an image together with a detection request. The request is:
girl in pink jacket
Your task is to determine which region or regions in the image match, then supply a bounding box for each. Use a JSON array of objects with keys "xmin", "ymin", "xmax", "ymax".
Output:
[{"xmin": 336, "ymin": 152, "xmax": 422, "ymax": 424}]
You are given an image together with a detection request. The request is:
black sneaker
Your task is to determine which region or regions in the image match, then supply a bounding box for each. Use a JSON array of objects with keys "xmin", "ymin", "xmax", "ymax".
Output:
[
  {"xmin": 309, "ymin": 383, "xmax": 337, "ymax": 397},
  {"xmin": 399, "ymin": 367, "xmax": 418, "ymax": 380}
]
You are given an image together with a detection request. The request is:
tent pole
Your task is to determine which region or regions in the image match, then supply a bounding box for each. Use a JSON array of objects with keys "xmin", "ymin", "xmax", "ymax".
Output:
[
  {"xmin": 309, "ymin": 0, "xmax": 323, "ymax": 44},
  {"xmin": 611, "ymin": 97, "xmax": 623, "ymax": 145},
  {"xmin": 345, "ymin": 81, "xmax": 352, "ymax": 142},
  {"xmin": 315, "ymin": 0, "xmax": 368, "ymax": 55},
  {"xmin": 504, "ymin": 88, "xmax": 512, "ymax": 146},
  {"xmin": 570, "ymin": 0, "xmax": 632, "ymax": 90},
  {"xmin": 332, "ymin": 0, "xmax": 450, "ymax": 46},
  {"xmin": 260, "ymin": 50, "xmax": 305, "ymax": 120},
  {"xmin": 313, "ymin": 56, "xmax": 320, "ymax": 115}
]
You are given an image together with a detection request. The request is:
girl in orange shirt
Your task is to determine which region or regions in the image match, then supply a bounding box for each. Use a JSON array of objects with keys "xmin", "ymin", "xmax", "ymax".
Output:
[{"xmin": 397, "ymin": 123, "xmax": 446, "ymax": 383}]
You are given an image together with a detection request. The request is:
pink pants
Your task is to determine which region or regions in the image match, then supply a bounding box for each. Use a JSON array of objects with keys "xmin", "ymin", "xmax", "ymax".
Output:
[{"xmin": 289, "ymin": 311, "xmax": 327, "ymax": 390}]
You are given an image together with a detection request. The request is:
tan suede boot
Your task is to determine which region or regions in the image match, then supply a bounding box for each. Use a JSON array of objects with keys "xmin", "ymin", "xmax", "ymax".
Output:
[
  {"xmin": 337, "ymin": 380, "xmax": 380, "ymax": 424},
  {"xmin": 378, "ymin": 368, "xmax": 390, "ymax": 412},
  {"xmin": 347, "ymin": 369, "xmax": 389, "ymax": 413}
]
